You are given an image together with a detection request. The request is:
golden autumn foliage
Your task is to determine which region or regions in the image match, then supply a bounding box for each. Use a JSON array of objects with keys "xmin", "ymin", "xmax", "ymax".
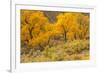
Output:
[{"xmin": 20, "ymin": 10, "xmax": 90, "ymax": 63}]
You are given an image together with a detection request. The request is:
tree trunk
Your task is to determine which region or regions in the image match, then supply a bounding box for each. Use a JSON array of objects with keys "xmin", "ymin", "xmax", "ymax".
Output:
[
  {"xmin": 63, "ymin": 32, "xmax": 67, "ymax": 42},
  {"xmin": 38, "ymin": 44, "xmax": 44, "ymax": 51}
]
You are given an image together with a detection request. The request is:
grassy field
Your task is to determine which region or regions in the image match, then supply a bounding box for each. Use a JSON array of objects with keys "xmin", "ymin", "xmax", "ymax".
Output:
[{"xmin": 21, "ymin": 40, "xmax": 89, "ymax": 63}]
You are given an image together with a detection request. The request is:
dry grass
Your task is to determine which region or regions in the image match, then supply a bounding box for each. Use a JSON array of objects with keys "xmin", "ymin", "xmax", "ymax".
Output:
[{"xmin": 21, "ymin": 40, "xmax": 89, "ymax": 63}]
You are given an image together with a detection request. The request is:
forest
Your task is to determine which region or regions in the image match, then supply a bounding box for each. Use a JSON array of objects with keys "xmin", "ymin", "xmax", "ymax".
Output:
[{"xmin": 20, "ymin": 10, "xmax": 90, "ymax": 63}]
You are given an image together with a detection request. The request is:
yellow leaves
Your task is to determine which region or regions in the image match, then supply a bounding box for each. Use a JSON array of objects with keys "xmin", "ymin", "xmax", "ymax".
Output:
[
  {"xmin": 21, "ymin": 10, "xmax": 90, "ymax": 62},
  {"xmin": 21, "ymin": 24, "xmax": 30, "ymax": 43},
  {"xmin": 44, "ymin": 23, "xmax": 53, "ymax": 31},
  {"xmin": 30, "ymin": 32, "xmax": 50, "ymax": 48},
  {"xmin": 83, "ymin": 15, "xmax": 90, "ymax": 25},
  {"xmin": 26, "ymin": 11, "xmax": 48, "ymax": 25},
  {"xmin": 21, "ymin": 10, "xmax": 90, "ymax": 41},
  {"xmin": 67, "ymin": 32, "xmax": 74, "ymax": 40},
  {"xmin": 21, "ymin": 10, "xmax": 90, "ymax": 46},
  {"xmin": 56, "ymin": 13, "xmax": 80, "ymax": 41}
]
